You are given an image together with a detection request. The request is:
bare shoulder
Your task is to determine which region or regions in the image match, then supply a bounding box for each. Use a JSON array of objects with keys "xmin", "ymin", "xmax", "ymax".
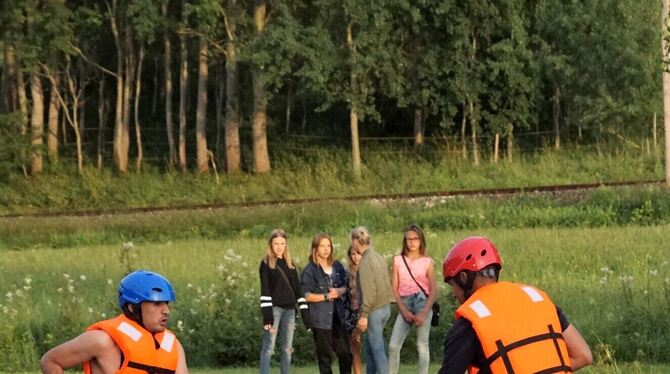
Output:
[{"xmin": 40, "ymin": 330, "xmax": 119, "ymax": 372}]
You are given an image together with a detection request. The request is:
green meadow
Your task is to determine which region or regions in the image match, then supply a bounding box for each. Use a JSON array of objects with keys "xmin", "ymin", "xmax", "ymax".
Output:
[{"xmin": 1, "ymin": 224, "xmax": 668, "ymax": 370}]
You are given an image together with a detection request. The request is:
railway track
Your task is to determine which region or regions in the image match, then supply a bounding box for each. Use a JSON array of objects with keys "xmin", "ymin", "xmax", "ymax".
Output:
[{"xmin": 0, "ymin": 179, "xmax": 665, "ymax": 219}]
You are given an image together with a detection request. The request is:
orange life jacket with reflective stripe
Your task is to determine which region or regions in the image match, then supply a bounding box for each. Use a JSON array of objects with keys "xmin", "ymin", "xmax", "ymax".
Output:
[
  {"xmin": 455, "ymin": 282, "xmax": 572, "ymax": 374},
  {"xmin": 83, "ymin": 314, "xmax": 179, "ymax": 374}
]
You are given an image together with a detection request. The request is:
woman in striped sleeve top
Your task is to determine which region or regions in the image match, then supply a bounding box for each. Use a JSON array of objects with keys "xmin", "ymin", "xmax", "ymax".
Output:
[{"xmin": 259, "ymin": 228, "xmax": 310, "ymax": 374}]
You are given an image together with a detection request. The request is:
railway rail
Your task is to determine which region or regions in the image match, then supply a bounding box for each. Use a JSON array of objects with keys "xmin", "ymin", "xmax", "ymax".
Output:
[{"xmin": 0, "ymin": 179, "xmax": 665, "ymax": 219}]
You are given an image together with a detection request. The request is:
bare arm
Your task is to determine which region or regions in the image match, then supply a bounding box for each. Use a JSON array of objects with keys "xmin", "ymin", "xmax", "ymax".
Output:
[
  {"xmin": 40, "ymin": 330, "xmax": 117, "ymax": 374},
  {"xmin": 563, "ymin": 324, "xmax": 593, "ymax": 371},
  {"xmin": 175, "ymin": 340, "xmax": 189, "ymax": 374},
  {"xmin": 391, "ymin": 259, "xmax": 414, "ymax": 322},
  {"xmin": 420, "ymin": 261, "xmax": 438, "ymax": 314}
]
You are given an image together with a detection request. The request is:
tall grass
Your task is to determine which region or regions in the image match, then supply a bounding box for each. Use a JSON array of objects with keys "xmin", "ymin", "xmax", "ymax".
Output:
[
  {"xmin": 2, "ymin": 185, "xmax": 669, "ymax": 250},
  {"xmin": 0, "ymin": 142, "xmax": 663, "ymax": 215},
  {"xmin": 1, "ymin": 225, "xmax": 668, "ymax": 369}
]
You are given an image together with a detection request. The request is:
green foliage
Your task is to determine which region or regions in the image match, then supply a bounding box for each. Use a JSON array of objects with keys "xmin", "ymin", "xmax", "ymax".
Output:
[
  {"xmin": 1, "ymin": 227, "xmax": 669, "ymax": 368},
  {"xmin": 0, "ymin": 113, "xmax": 29, "ymax": 181}
]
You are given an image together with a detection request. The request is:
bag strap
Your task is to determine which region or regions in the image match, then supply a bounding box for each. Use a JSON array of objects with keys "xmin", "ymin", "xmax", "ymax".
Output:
[
  {"xmin": 400, "ymin": 255, "xmax": 429, "ymax": 298},
  {"xmin": 276, "ymin": 264, "xmax": 297, "ymax": 300}
]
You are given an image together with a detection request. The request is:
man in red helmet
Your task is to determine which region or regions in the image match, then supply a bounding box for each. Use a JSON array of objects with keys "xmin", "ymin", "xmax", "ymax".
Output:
[{"xmin": 438, "ymin": 237, "xmax": 592, "ymax": 374}]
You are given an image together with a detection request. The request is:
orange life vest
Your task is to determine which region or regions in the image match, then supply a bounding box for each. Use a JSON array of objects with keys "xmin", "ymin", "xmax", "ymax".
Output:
[
  {"xmin": 83, "ymin": 314, "xmax": 180, "ymax": 374},
  {"xmin": 455, "ymin": 282, "xmax": 572, "ymax": 374}
]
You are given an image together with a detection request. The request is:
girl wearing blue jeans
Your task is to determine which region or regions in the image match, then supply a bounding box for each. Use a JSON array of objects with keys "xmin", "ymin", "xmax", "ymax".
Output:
[
  {"xmin": 259, "ymin": 229, "xmax": 310, "ymax": 374},
  {"xmin": 388, "ymin": 224, "xmax": 437, "ymax": 374}
]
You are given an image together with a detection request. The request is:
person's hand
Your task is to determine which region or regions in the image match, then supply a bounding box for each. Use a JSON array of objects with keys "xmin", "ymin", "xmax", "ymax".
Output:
[
  {"xmin": 358, "ymin": 316, "xmax": 368, "ymax": 332},
  {"xmin": 400, "ymin": 308, "xmax": 415, "ymax": 324},
  {"xmin": 263, "ymin": 324, "xmax": 277, "ymax": 333},
  {"xmin": 327, "ymin": 288, "xmax": 339, "ymax": 300},
  {"xmin": 414, "ymin": 309, "xmax": 427, "ymax": 326},
  {"xmin": 352, "ymin": 328, "xmax": 362, "ymax": 343}
]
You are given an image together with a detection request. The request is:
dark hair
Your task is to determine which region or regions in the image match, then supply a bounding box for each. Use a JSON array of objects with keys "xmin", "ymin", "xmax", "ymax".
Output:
[{"xmin": 401, "ymin": 223, "xmax": 427, "ymax": 256}]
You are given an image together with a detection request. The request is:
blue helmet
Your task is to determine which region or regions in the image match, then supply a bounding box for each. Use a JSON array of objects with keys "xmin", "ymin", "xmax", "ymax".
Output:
[{"xmin": 118, "ymin": 270, "xmax": 176, "ymax": 309}]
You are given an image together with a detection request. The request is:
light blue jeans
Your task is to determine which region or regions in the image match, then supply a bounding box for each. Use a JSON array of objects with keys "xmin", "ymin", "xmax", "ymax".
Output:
[
  {"xmin": 260, "ymin": 306, "xmax": 296, "ymax": 374},
  {"xmin": 388, "ymin": 292, "xmax": 432, "ymax": 374},
  {"xmin": 364, "ymin": 304, "xmax": 391, "ymax": 374}
]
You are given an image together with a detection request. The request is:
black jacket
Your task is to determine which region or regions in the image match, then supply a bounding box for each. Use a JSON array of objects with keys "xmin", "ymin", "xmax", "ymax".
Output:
[{"xmin": 259, "ymin": 258, "xmax": 310, "ymax": 326}]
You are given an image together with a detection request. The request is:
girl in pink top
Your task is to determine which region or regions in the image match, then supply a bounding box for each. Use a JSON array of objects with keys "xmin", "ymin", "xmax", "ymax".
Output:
[{"xmin": 388, "ymin": 224, "xmax": 437, "ymax": 374}]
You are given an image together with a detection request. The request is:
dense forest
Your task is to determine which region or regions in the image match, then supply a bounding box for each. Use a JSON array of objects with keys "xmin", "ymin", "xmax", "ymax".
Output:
[{"xmin": 0, "ymin": 0, "xmax": 664, "ymax": 178}]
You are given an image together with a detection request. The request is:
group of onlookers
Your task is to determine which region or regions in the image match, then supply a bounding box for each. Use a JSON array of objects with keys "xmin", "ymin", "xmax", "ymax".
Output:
[
  {"xmin": 37, "ymin": 224, "xmax": 594, "ymax": 374},
  {"xmin": 258, "ymin": 224, "xmax": 438, "ymax": 374}
]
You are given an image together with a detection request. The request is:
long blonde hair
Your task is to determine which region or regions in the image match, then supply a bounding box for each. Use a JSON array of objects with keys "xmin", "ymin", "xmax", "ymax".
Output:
[{"xmin": 263, "ymin": 228, "xmax": 295, "ymax": 269}]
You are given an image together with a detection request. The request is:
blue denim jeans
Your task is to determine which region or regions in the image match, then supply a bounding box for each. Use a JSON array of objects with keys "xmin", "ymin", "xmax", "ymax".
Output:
[
  {"xmin": 364, "ymin": 304, "xmax": 390, "ymax": 374},
  {"xmin": 260, "ymin": 306, "xmax": 296, "ymax": 374},
  {"xmin": 388, "ymin": 292, "xmax": 432, "ymax": 374}
]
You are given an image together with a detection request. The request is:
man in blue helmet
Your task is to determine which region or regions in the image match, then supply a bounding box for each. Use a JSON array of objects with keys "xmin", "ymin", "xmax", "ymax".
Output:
[{"xmin": 40, "ymin": 270, "xmax": 189, "ymax": 374}]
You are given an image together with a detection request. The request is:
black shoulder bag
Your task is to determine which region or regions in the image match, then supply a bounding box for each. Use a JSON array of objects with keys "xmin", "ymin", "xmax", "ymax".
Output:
[{"xmin": 400, "ymin": 256, "xmax": 440, "ymax": 327}]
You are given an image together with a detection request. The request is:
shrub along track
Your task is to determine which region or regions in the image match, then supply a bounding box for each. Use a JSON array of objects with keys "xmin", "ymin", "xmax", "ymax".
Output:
[{"xmin": 1, "ymin": 179, "xmax": 664, "ymax": 220}]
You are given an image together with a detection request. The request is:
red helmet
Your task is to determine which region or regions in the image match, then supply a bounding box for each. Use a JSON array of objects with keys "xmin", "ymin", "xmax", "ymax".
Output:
[{"xmin": 443, "ymin": 236, "xmax": 502, "ymax": 281}]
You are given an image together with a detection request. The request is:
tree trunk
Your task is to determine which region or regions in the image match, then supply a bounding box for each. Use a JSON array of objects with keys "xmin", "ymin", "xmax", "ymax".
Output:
[
  {"xmin": 195, "ymin": 37, "xmax": 209, "ymax": 174},
  {"xmin": 460, "ymin": 100, "xmax": 467, "ymax": 159},
  {"xmin": 469, "ymin": 98, "xmax": 479, "ymax": 166},
  {"xmin": 553, "ymin": 83, "xmax": 561, "ymax": 150},
  {"xmin": 251, "ymin": 0, "xmax": 271, "ymax": 173},
  {"xmin": 47, "ymin": 68, "xmax": 60, "ymax": 162},
  {"xmin": 506, "ymin": 123, "xmax": 514, "ymax": 163},
  {"xmin": 110, "ymin": 0, "xmax": 128, "ymax": 174},
  {"xmin": 285, "ymin": 80, "xmax": 292, "ymax": 133},
  {"xmin": 162, "ymin": 1, "xmax": 177, "ymax": 167},
  {"xmin": 663, "ymin": 0, "xmax": 670, "ymax": 186},
  {"xmin": 122, "ymin": 23, "xmax": 134, "ymax": 172},
  {"xmin": 30, "ymin": 69, "xmax": 44, "ymax": 174},
  {"xmin": 134, "ymin": 45, "xmax": 144, "ymax": 172},
  {"xmin": 215, "ymin": 67, "xmax": 224, "ymax": 164},
  {"xmin": 2, "ymin": 44, "xmax": 18, "ymax": 112},
  {"xmin": 78, "ymin": 64, "xmax": 86, "ymax": 143},
  {"xmin": 178, "ymin": 0, "xmax": 188, "ymax": 172},
  {"xmin": 97, "ymin": 75, "xmax": 106, "ymax": 169},
  {"xmin": 224, "ymin": 4, "xmax": 241, "ymax": 173},
  {"xmin": 347, "ymin": 22, "xmax": 361, "ymax": 178},
  {"xmin": 493, "ymin": 133, "xmax": 499, "ymax": 163},
  {"xmin": 414, "ymin": 106, "xmax": 424, "ymax": 146}
]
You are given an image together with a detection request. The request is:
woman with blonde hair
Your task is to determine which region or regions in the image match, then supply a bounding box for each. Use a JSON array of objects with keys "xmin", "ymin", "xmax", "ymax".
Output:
[{"xmin": 259, "ymin": 229, "xmax": 310, "ymax": 374}]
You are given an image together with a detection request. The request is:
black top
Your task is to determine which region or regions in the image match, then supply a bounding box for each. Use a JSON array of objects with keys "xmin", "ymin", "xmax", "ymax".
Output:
[
  {"xmin": 259, "ymin": 258, "xmax": 305, "ymax": 325},
  {"xmin": 438, "ymin": 306, "xmax": 570, "ymax": 374}
]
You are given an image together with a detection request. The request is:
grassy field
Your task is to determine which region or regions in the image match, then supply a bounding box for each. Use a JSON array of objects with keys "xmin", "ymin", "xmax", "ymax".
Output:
[
  {"xmin": 2, "ymin": 185, "xmax": 669, "ymax": 250},
  {"xmin": 0, "ymin": 143, "xmax": 663, "ymax": 215},
  {"xmin": 1, "ymin": 224, "xmax": 669, "ymax": 370}
]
